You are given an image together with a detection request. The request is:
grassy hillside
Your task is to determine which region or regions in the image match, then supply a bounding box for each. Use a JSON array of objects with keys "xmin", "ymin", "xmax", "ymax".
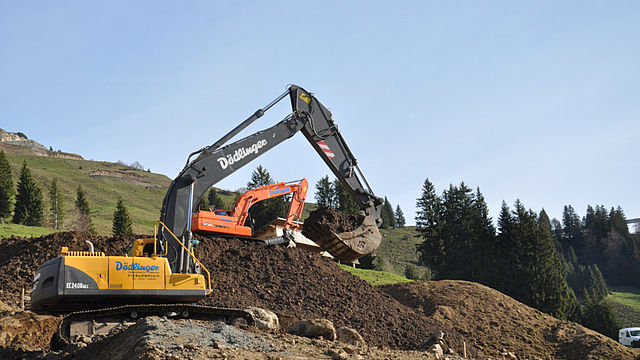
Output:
[
  {"xmin": 0, "ymin": 223, "xmax": 59, "ymax": 239},
  {"xmin": 2, "ymin": 144, "xmax": 171, "ymax": 235},
  {"xmin": 1, "ymin": 145, "xmax": 320, "ymax": 237},
  {"xmin": 338, "ymin": 264, "xmax": 412, "ymax": 286},
  {"xmin": 608, "ymin": 286, "xmax": 640, "ymax": 328},
  {"xmin": 373, "ymin": 226, "xmax": 432, "ymax": 279}
]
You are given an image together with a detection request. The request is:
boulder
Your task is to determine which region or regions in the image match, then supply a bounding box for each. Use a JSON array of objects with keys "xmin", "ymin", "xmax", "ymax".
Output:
[
  {"xmin": 336, "ymin": 326, "xmax": 365, "ymax": 348},
  {"xmin": 288, "ymin": 319, "xmax": 336, "ymax": 341},
  {"xmin": 244, "ymin": 307, "xmax": 279, "ymax": 331}
]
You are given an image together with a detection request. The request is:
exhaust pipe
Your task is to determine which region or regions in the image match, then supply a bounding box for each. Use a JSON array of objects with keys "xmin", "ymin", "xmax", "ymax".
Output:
[{"xmin": 85, "ymin": 240, "xmax": 94, "ymax": 253}]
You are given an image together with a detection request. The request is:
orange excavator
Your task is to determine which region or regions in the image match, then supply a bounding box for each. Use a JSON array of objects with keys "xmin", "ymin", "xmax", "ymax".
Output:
[{"xmin": 191, "ymin": 179, "xmax": 308, "ymax": 240}]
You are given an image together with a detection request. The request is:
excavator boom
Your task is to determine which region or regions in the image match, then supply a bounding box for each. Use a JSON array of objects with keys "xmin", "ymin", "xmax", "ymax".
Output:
[{"xmin": 159, "ymin": 85, "xmax": 382, "ymax": 270}]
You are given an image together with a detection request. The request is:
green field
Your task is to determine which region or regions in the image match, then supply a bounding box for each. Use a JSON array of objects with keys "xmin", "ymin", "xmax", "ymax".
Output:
[
  {"xmin": 607, "ymin": 286, "xmax": 640, "ymax": 328},
  {"xmin": 610, "ymin": 286, "xmax": 640, "ymax": 311},
  {"xmin": 338, "ymin": 263, "xmax": 412, "ymax": 286},
  {"xmin": 0, "ymin": 223, "xmax": 59, "ymax": 239}
]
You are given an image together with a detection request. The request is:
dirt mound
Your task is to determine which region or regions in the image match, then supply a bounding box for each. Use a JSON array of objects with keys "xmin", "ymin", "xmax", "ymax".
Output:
[
  {"xmin": 303, "ymin": 206, "xmax": 364, "ymax": 234},
  {"xmin": 0, "ymin": 232, "xmax": 136, "ymax": 306},
  {"xmin": 196, "ymin": 236, "xmax": 434, "ymax": 350},
  {"xmin": 0, "ymin": 231, "xmax": 634, "ymax": 359},
  {"xmin": 379, "ymin": 281, "xmax": 636, "ymax": 360},
  {"xmin": 0, "ymin": 301, "xmax": 61, "ymax": 359}
]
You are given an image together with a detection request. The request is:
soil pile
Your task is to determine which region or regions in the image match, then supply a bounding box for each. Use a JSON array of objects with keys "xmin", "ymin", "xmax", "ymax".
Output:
[
  {"xmin": 0, "ymin": 301, "xmax": 60, "ymax": 359},
  {"xmin": 196, "ymin": 236, "xmax": 435, "ymax": 350},
  {"xmin": 379, "ymin": 281, "xmax": 636, "ymax": 360},
  {"xmin": 0, "ymin": 231, "xmax": 635, "ymax": 359},
  {"xmin": 303, "ymin": 206, "xmax": 364, "ymax": 234}
]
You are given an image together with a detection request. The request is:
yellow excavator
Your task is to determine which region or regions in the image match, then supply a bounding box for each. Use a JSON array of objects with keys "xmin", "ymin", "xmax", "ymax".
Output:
[{"xmin": 30, "ymin": 85, "xmax": 383, "ymax": 346}]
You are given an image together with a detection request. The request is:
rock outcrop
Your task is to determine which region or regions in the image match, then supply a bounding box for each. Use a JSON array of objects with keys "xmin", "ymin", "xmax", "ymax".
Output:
[{"xmin": 0, "ymin": 128, "xmax": 83, "ymax": 160}]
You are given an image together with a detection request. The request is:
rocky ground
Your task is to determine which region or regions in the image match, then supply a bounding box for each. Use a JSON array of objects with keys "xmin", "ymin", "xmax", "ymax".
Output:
[{"xmin": 0, "ymin": 231, "xmax": 638, "ymax": 359}]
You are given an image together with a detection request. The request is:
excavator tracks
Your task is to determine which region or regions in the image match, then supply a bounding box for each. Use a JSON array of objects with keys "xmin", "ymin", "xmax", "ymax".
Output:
[{"xmin": 52, "ymin": 303, "xmax": 254, "ymax": 350}]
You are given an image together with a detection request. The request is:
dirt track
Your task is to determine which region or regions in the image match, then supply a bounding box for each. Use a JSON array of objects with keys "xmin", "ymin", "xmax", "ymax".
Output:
[{"xmin": 0, "ymin": 231, "xmax": 637, "ymax": 359}]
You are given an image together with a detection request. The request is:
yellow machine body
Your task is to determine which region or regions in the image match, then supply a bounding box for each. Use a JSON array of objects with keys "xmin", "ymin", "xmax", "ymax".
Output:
[{"xmin": 31, "ymin": 225, "xmax": 211, "ymax": 313}]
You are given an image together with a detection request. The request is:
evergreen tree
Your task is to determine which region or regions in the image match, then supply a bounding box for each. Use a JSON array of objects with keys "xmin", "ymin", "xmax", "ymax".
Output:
[
  {"xmin": 314, "ymin": 176, "xmax": 334, "ymax": 207},
  {"xmin": 404, "ymin": 264, "xmax": 420, "ymax": 280},
  {"xmin": 580, "ymin": 289, "xmax": 621, "ymax": 339},
  {"xmin": 75, "ymin": 185, "xmax": 91, "ymax": 215},
  {"xmin": 332, "ymin": 179, "xmax": 359, "ymax": 215},
  {"xmin": 0, "ymin": 150, "xmax": 14, "ymax": 221},
  {"xmin": 609, "ymin": 206, "xmax": 629, "ymax": 238},
  {"xmin": 394, "ymin": 205, "xmax": 405, "ymax": 228},
  {"xmin": 380, "ymin": 196, "xmax": 396, "ymax": 229},
  {"xmin": 494, "ymin": 201, "xmax": 518, "ymax": 293},
  {"xmin": 550, "ymin": 218, "xmax": 563, "ymax": 251},
  {"xmin": 562, "ymin": 205, "xmax": 585, "ymax": 249},
  {"xmin": 246, "ymin": 165, "xmax": 286, "ymax": 229},
  {"xmin": 207, "ymin": 188, "xmax": 225, "ymax": 210},
  {"xmin": 416, "ymin": 179, "xmax": 444, "ymax": 273},
  {"xmin": 12, "ymin": 161, "xmax": 44, "ymax": 226},
  {"xmin": 416, "ymin": 181, "xmax": 495, "ymax": 282},
  {"xmin": 496, "ymin": 201, "xmax": 578, "ymax": 320},
  {"xmin": 48, "ymin": 177, "xmax": 64, "ymax": 229},
  {"xmin": 112, "ymin": 198, "xmax": 133, "ymax": 237},
  {"xmin": 73, "ymin": 185, "xmax": 93, "ymax": 232},
  {"xmin": 197, "ymin": 196, "xmax": 208, "ymax": 210}
]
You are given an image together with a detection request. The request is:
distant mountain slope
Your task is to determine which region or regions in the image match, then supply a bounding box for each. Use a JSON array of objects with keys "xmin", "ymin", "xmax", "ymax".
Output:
[
  {"xmin": 1, "ymin": 143, "xmax": 171, "ymax": 235},
  {"xmin": 0, "ymin": 128, "xmax": 82, "ymax": 160}
]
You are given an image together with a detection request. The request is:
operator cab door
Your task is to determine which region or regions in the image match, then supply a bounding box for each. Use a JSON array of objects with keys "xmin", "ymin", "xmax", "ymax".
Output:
[
  {"xmin": 108, "ymin": 258, "xmax": 133, "ymax": 290},
  {"xmin": 131, "ymin": 257, "xmax": 165, "ymax": 290}
]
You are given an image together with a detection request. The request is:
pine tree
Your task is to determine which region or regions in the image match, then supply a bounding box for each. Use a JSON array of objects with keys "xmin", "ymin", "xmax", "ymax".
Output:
[
  {"xmin": 112, "ymin": 198, "xmax": 133, "ymax": 237},
  {"xmin": 207, "ymin": 188, "xmax": 225, "ymax": 210},
  {"xmin": 609, "ymin": 206, "xmax": 629, "ymax": 238},
  {"xmin": 394, "ymin": 205, "xmax": 405, "ymax": 227},
  {"xmin": 332, "ymin": 179, "xmax": 359, "ymax": 215},
  {"xmin": 580, "ymin": 289, "xmax": 621, "ymax": 339},
  {"xmin": 197, "ymin": 196, "xmax": 208, "ymax": 210},
  {"xmin": 0, "ymin": 150, "xmax": 14, "ymax": 221},
  {"xmin": 494, "ymin": 201, "xmax": 518, "ymax": 293},
  {"xmin": 380, "ymin": 197, "xmax": 396, "ymax": 229},
  {"xmin": 49, "ymin": 177, "xmax": 64, "ymax": 229},
  {"xmin": 497, "ymin": 201, "xmax": 578, "ymax": 319},
  {"xmin": 75, "ymin": 185, "xmax": 90, "ymax": 215},
  {"xmin": 246, "ymin": 165, "xmax": 286, "ymax": 229},
  {"xmin": 314, "ymin": 175, "xmax": 334, "ymax": 207},
  {"xmin": 562, "ymin": 205, "xmax": 585, "ymax": 249},
  {"xmin": 12, "ymin": 161, "xmax": 44, "ymax": 226},
  {"xmin": 73, "ymin": 185, "xmax": 93, "ymax": 232},
  {"xmin": 416, "ymin": 179, "xmax": 444, "ymax": 274}
]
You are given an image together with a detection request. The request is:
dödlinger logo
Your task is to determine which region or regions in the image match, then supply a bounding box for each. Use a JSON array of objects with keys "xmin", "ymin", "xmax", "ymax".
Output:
[
  {"xmin": 217, "ymin": 139, "xmax": 267, "ymax": 170},
  {"xmin": 115, "ymin": 261, "xmax": 160, "ymax": 273}
]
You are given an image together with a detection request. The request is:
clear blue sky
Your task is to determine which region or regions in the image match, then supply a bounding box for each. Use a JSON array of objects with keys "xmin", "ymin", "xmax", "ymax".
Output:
[{"xmin": 1, "ymin": 1, "xmax": 638, "ymax": 225}]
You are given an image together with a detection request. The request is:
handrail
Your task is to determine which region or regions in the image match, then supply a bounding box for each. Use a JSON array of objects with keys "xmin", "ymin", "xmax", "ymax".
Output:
[{"xmin": 153, "ymin": 221, "xmax": 212, "ymax": 295}]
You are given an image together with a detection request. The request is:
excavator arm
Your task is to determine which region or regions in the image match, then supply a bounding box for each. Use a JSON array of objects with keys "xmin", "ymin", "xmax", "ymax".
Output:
[
  {"xmin": 159, "ymin": 85, "xmax": 382, "ymax": 272},
  {"xmin": 232, "ymin": 179, "xmax": 308, "ymax": 229}
]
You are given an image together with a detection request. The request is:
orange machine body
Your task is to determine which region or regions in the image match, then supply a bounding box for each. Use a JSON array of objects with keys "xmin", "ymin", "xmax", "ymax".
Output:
[{"xmin": 191, "ymin": 178, "xmax": 308, "ymax": 237}]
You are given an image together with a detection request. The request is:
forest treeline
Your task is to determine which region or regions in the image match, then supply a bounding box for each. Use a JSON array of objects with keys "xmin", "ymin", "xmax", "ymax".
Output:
[{"xmin": 415, "ymin": 178, "xmax": 637, "ymax": 338}]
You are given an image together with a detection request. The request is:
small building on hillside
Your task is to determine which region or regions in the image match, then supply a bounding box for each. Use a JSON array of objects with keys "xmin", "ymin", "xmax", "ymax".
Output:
[{"xmin": 627, "ymin": 218, "xmax": 640, "ymax": 234}]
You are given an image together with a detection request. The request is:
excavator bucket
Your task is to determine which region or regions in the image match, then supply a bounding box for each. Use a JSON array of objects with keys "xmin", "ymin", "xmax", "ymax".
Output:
[{"xmin": 302, "ymin": 209, "xmax": 381, "ymax": 263}]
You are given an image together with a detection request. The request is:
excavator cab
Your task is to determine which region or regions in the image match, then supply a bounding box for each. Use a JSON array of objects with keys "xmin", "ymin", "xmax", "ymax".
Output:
[{"xmin": 127, "ymin": 238, "xmax": 157, "ymax": 257}]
